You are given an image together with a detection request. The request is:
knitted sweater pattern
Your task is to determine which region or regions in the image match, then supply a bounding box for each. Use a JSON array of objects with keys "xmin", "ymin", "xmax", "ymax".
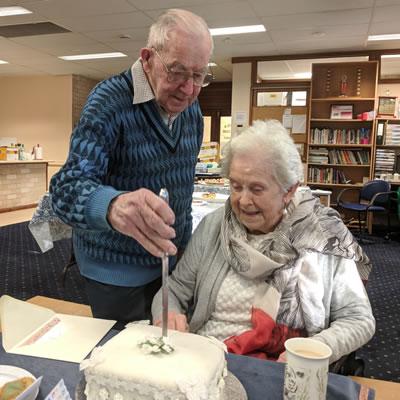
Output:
[{"xmin": 50, "ymin": 70, "xmax": 203, "ymax": 267}]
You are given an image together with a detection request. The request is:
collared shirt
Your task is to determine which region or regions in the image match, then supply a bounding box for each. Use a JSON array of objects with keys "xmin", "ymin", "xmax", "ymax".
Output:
[{"xmin": 131, "ymin": 59, "xmax": 178, "ymax": 130}]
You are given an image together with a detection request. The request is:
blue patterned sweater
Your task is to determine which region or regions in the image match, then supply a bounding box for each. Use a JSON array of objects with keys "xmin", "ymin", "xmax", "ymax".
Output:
[{"xmin": 50, "ymin": 70, "xmax": 203, "ymax": 286}]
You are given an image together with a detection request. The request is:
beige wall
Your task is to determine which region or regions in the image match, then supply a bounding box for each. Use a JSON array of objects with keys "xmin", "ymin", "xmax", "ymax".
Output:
[
  {"xmin": 0, "ymin": 75, "xmax": 73, "ymax": 164},
  {"xmin": 231, "ymin": 63, "xmax": 252, "ymax": 137}
]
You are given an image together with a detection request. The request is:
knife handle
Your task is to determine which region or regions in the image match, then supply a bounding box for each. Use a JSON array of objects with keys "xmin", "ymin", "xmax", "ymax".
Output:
[{"xmin": 159, "ymin": 188, "xmax": 169, "ymax": 204}]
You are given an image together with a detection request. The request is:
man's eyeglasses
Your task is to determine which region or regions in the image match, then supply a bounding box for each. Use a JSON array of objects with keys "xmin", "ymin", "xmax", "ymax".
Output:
[{"xmin": 153, "ymin": 49, "xmax": 213, "ymax": 88}]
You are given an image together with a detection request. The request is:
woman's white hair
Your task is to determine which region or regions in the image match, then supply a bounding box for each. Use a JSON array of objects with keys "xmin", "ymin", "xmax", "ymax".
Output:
[
  {"xmin": 147, "ymin": 9, "xmax": 213, "ymax": 54},
  {"xmin": 221, "ymin": 120, "xmax": 304, "ymax": 191}
]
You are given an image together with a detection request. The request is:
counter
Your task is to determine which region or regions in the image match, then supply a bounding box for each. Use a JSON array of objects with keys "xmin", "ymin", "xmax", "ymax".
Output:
[{"xmin": 0, "ymin": 160, "xmax": 48, "ymax": 212}]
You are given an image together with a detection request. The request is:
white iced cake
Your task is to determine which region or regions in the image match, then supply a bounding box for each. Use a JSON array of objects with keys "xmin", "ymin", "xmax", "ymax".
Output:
[{"xmin": 82, "ymin": 324, "xmax": 227, "ymax": 400}]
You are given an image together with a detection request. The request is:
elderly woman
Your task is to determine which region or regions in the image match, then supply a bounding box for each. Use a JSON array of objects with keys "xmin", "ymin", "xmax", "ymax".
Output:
[{"xmin": 152, "ymin": 120, "xmax": 375, "ymax": 363}]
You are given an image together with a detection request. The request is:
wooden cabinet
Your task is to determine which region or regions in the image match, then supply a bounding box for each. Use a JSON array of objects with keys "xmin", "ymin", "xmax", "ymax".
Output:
[{"xmin": 306, "ymin": 61, "xmax": 378, "ymax": 205}]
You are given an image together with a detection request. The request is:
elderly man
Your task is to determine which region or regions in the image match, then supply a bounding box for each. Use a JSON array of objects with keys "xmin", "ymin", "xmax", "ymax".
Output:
[{"xmin": 50, "ymin": 9, "xmax": 213, "ymax": 326}]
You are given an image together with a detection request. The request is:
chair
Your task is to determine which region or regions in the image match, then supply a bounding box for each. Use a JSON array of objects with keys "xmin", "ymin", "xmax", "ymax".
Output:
[
  {"xmin": 60, "ymin": 245, "xmax": 77, "ymax": 287},
  {"xmin": 329, "ymin": 351, "xmax": 365, "ymax": 376},
  {"xmin": 337, "ymin": 180, "xmax": 396, "ymax": 239}
]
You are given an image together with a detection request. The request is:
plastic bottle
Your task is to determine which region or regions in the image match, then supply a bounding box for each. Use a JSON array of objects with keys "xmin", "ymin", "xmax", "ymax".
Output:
[{"xmin": 34, "ymin": 144, "xmax": 43, "ymax": 160}]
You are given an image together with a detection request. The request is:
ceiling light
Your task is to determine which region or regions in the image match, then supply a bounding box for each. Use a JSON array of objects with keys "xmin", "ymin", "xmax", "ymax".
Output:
[
  {"xmin": 0, "ymin": 60, "xmax": 9, "ymax": 64},
  {"xmin": 59, "ymin": 52, "xmax": 127, "ymax": 60},
  {"xmin": 0, "ymin": 6, "xmax": 32, "ymax": 16},
  {"xmin": 294, "ymin": 72, "xmax": 312, "ymax": 79},
  {"xmin": 368, "ymin": 34, "xmax": 400, "ymax": 41},
  {"xmin": 208, "ymin": 62, "xmax": 217, "ymax": 67},
  {"xmin": 381, "ymin": 54, "xmax": 400, "ymax": 59},
  {"xmin": 210, "ymin": 25, "xmax": 266, "ymax": 36}
]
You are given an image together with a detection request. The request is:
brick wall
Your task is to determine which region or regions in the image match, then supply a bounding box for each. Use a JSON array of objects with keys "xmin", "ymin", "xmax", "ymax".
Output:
[
  {"xmin": 0, "ymin": 163, "xmax": 47, "ymax": 211},
  {"xmin": 72, "ymin": 75, "xmax": 99, "ymax": 128}
]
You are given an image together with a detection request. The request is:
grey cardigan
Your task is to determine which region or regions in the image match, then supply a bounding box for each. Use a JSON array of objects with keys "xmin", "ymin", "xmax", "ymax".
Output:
[{"xmin": 152, "ymin": 207, "xmax": 375, "ymax": 363}]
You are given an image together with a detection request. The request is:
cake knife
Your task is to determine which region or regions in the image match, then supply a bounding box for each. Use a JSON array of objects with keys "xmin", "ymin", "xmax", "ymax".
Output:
[{"xmin": 159, "ymin": 188, "xmax": 169, "ymax": 338}]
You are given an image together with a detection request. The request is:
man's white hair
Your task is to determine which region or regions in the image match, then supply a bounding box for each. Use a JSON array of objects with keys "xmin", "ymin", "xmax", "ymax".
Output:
[
  {"xmin": 221, "ymin": 120, "xmax": 304, "ymax": 191},
  {"xmin": 147, "ymin": 9, "xmax": 213, "ymax": 55}
]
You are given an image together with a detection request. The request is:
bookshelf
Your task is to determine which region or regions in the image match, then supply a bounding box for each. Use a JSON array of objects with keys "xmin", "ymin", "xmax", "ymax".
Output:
[
  {"xmin": 306, "ymin": 61, "xmax": 378, "ymax": 205},
  {"xmin": 374, "ymin": 118, "xmax": 400, "ymax": 180}
]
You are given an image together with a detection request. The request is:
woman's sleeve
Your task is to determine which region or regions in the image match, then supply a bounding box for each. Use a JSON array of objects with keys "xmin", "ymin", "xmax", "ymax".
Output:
[{"xmin": 312, "ymin": 256, "xmax": 376, "ymax": 363}]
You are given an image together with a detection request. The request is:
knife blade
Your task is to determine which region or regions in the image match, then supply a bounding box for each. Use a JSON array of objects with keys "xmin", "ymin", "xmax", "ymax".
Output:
[{"xmin": 159, "ymin": 188, "xmax": 169, "ymax": 338}]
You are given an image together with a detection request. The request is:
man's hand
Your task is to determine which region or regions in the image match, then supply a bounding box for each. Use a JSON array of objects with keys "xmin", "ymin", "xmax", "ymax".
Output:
[
  {"xmin": 154, "ymin": 311, "xmax": 189, "ymax": 332},
  {"xmin": 107, "ymin": 188, "xmax": 177, "ymax": 257}
]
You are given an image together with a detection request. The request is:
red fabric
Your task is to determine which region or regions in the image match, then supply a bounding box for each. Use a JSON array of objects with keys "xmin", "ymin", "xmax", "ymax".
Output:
[{"xmin": 224, "ymin": 307, "xmax": 304, "ymax": 360}]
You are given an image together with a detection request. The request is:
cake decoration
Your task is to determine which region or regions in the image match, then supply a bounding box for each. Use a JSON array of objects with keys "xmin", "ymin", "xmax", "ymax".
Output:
[
  {"xmin": 137, "ymin": 335, "xmax": 175, "ymax": 355},
  {"xmin": 80, "ymin": 346, "xmax": 105, "ymax": 371},
  {"xmin": 98, "ymin": 387, "xmax": 109, "ymax": 400}
]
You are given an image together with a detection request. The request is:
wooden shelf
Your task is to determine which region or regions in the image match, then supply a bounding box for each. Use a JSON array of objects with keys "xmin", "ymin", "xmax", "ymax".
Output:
[
  {"xmin": 376, "ymin": 144, "xmax": 400, "ymax": 149},
  {"xmin": 312, "ymin": 97, "xmax": 375, "ymax": 102},
  {"xmin": 308, "ymin": 61, "xmax": 378, "ymax": 205},
  {"xmin": 307, "ymin": 182, "xmax": 364, "ymax": 188},
  {"xmin": 376, "ymin": 117, "xmax": 399, "ymax": 122},
  {"xmin": 309, "ymin": 143, "xmax": 372, "ymax": 148},
  {"xmin": 310, "ymin": 118, "xmax": 373, "ymax": 122},
  {"xmin": 308, "ymin": 163, "xmax": 370, "ymax": 167}
]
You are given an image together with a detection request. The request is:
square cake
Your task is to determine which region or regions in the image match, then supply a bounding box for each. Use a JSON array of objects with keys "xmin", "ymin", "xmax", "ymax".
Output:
[{"xmin": 82, "ymin": 324, "xmax": 227, "ymax": 400}]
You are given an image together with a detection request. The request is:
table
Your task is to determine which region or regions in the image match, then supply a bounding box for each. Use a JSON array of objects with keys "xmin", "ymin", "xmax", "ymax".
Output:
[
  {"xmin": 0, "ymin": 331, "xmax": 374, "ymax": 400},
  {"xmin": 351, "ymin": 376, "xmax": 400, "ymax": 400},
  {"xmin": 4, "ymin": 297, "xmax": 400, "ymax": 399}
]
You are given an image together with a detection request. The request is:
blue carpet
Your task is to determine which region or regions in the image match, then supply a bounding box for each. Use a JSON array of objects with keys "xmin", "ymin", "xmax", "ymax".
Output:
[
  {"xmin": 0, "ymin": 222, "xmax": 399, "ymax": 382},
  {"xmin": 357, "ymin": 238, "xmax": 400, "ymax": 382},
  {"xmin": 0, "ymin": 221, "xmax": 87, "ymax": 304}
]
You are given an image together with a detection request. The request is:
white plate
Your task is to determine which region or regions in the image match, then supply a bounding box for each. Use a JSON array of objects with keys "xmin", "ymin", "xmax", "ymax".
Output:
[
  {"xmin": 0, "ymin": 365, "xmax": 38, "ymax": 400},
  {"xmin": 193, "ymin": 192, "xmax": 229, "ymax": 203}
]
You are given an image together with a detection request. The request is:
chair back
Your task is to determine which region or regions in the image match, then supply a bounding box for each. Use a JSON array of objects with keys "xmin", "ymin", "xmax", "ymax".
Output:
[{"xmin": 360, "ymin": 180, "xmax": 391, "ymax": 206}]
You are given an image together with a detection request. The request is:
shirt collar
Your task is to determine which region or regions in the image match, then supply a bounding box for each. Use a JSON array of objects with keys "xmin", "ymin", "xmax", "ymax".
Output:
[
  {"xmin": 131, "ymin": 58, "xmax": 155, "ymax": 105},
  {"xmin": 131, "ymin": 58, "xmax": 179, "ymax": 129}
]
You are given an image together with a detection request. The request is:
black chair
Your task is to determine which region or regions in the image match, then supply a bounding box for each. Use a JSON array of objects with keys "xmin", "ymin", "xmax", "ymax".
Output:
[
  {"xmin": 337, "ymin": 179, "xmax": 396, "ymax": 239},
  {"xmin": 329, "ymin": 351, "xmax": 365, "ymax": 376}
]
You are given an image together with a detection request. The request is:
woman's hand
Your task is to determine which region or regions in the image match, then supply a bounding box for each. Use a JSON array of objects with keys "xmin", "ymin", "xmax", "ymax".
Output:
[
  {"xmin": 277, "ymin": 351, "xmax": 286, "ymax": 363},
  {"xmin": 154, "ymin": 311, "xmax": 189, "ymax": 332}
]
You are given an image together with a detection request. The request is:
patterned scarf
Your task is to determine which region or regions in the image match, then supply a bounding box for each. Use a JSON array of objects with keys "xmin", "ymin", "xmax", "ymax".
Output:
[{"xmin": 220, "ymin": 187, "xmax": 371, "ymax": 334}]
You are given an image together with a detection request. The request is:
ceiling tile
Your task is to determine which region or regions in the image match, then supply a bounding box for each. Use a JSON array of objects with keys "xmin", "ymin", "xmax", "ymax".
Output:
[
  {"xmin": 277, "ymin": 35, "xmax": 366, "ymax": 52},
  {"xmin": 126, "ymin": 0, "xmax": 238, "ymax": 11},
  {"xmin": 82, "ymin": 27, "xmax": 149, "ymax": 44},
  {"xmin": 24, "ymin": 0, "xmax": 138, "ymax": 18},
  {"xmin": 372, "ymin": 5, "xmax": 400, "ymax": 23},
  {"xmin": 51, "ymin": 12, "xmax": 153, "ymax": 33},
  {"xmin": 261, "ymin": 9, "xmax": 371, "ymax": 31},
  {"xmin": 0, "ymin": 0, "xmax": 398, "ymax": 81},
  {"xmin": 144, "ymin": 2, "xmax": 258, "ymax": 25},
  {"xmin": 269, "ymin": 24, "xmax": 369, "ymax": 43},
  {"xmin": 369, "ymin": 20, "xmax": 400, "ymax": 35},
  {"xmin": 248, "ymin": 0, "xmax": 374, "ymax": 16}
]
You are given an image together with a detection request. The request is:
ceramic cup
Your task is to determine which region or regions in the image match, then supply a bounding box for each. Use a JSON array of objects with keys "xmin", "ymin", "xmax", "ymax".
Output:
[{"xmin": 283, "ymin": 338, "xmax": 332, "ymax": 400}]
